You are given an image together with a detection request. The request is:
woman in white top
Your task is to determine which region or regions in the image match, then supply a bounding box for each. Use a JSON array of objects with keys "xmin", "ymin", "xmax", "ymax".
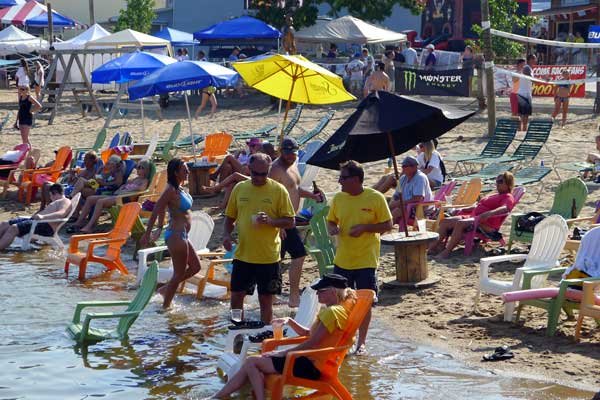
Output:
[
  {"xmin": 33, "ymin": 61, "xmax": 44, "ymax": 99},
  {"xmin": 417, "ymin": 140, "xmax": 444, "ymax": 189},
  {"xmin": 15, "ymin": 59, "xmax": 30, "ymax": 88}
]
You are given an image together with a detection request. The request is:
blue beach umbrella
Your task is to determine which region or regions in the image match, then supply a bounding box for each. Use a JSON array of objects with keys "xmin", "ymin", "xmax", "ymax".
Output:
[
  {"xmin": 128, "ymin": 60, "xmax": 238, "ymax": 162},
  {"xmin": 92, "ymin": 51, "xmax": 176, "ymax": 139}
]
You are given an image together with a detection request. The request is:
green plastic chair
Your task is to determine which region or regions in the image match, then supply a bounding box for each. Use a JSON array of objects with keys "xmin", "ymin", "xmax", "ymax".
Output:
[
  {"xmin": 306, "ymin": 206, "xmax": 335, "ymax": 277},
  {"xmin": 155, "ymin": 122, "xmax": 182, "ymax": 162},
  {"xmin": 507, "ymin": 177, "xmax": 587, "ymax": 250},
  {"xmin": 67, "ymin": 262, "xmax": 158, "ymax": 344},
  {"xmin": 71, "ymin": 128, "xmax": 107, "ymax": 167},
  {"xmin": 297, "ymin": 109, "xmax": 335, "ymax": 146}
]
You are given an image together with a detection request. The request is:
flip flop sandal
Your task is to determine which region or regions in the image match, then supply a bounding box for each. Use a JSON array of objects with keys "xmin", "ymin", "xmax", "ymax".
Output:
[
  {"xmin": 482, "ymin": 345, "xmax": 514, "ymax": 361},
  {"xmin": 228, "ymin": 320, "xmax": 265, "ymax": 330},
  {"xmin": 249, "ymin": 330, "xmax": 273, "ymax": 343}
]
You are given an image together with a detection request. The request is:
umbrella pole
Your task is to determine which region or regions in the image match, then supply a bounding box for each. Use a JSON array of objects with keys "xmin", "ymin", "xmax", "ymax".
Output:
[
  {"xmin": 279, "ymin": 71, "xmax": 297, "ymax": 147},
  {"xmin": 140, "ymin": 99, "xmax": 146, "ymax": 140},
  {"xmin": 184, "ymin": 93, "xmax": 197, "ymax": 164},
  {"xmin": 387, "ymin": 132, "xmax": 410, "ymax": 236}
]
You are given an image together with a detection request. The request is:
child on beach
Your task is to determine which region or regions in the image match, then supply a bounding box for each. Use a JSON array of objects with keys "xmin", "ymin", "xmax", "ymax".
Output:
[{"xmin": 551, "ymin": 69, "xmax": 571, "ymax": 128}]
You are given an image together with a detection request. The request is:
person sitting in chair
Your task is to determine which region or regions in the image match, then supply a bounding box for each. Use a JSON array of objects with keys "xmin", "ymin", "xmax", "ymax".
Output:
[
  {"xmin": 211, "ymin": 274, "xmax": 357, "ymax": 399},
  {"xmin": 0, "ymin": 184, "xmax": 70, "ymax": 251},
  {"xmin": 428, "ymin": 171, "xmax": 516, "ymax": 258},
  {"xmin": 67, "ymin": 160, "xmax": 150, "ymax": 234},
  {"xmin": 389, "ymin": 156, "xmax": 433, "ymax": 223}
]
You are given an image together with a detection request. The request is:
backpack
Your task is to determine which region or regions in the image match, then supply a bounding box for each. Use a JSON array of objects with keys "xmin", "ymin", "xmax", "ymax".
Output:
[
  {"xmin": 425, "ymin": 153, "xmax": 447, "ymax": 182},
  {"xmin": 515, "ymin": 212, "xmax": 545, "ymax": 235}
]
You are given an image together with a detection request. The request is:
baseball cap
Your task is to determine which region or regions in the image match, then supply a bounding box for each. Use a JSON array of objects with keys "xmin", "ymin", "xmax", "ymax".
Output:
[
  {"xmin": 280, "ymin": 137, "xmax": 299, "ymax": 154},
  {"xmin": 426, "ymin": 44, "xmax": 435, "ymax": 50},
  {"xmin": 311, "ymin": 273, "xmax": 348, "ymax": 290},
  {"xmin": 246, "ymin": 137, "xmax": 262, "ymax": 147},
  {"xmin": 401, "ymin": 156, "xmax": 418, "ymax": 167}
]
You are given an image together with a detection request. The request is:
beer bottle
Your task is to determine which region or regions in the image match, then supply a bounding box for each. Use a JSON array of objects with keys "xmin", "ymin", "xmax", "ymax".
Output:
[
  {"xmin": 571, "ymin": 198, "xmax": 577, "ymax": 219},
  {"xmin": 312, "ymin": 181, "xmax": 324, "ymax": 203}
]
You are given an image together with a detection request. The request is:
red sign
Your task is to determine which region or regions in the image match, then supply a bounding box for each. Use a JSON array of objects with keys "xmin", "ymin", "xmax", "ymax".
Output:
[{"xmin": 532, "ymin": 65, "xmax": 586, "ymax": 98}]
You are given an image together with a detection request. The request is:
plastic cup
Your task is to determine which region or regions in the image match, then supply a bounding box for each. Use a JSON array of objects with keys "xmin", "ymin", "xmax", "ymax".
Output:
[
  {"xmin": 230, "ymin": 309, "xmax": 243, "ymax": 323},
  {"xmin": 417, "ymin": 219, "xmax": 427, "ymax": 232},
  {"xmin": 272, "ymin": 320, "xmax": 284, "ymax": 340},
  {"xmin": 445, "ymin": 195, "xmax": 452, "ymax": 206}
]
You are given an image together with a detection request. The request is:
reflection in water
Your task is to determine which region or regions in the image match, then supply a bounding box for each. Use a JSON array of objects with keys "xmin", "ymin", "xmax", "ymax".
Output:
[{"xmin": 0, "ymin": 251, "xmax": 595, "ymax": 399}]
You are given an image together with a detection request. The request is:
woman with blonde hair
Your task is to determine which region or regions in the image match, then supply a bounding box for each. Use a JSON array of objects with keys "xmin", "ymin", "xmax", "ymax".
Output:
[
  {"xmin": 417, "ymin": 140, "xmax": 444, "ymax": 188},
  {"xmin": 429, "ymin": 171, "xmax": 516, "ymax": 258},
  {"xmin": 32, "ymin": 61, "xmax": 44, "ymax": 99},
  {"xmin": 16, "ymin": 85, "xmax": 41, "ymax": 145},
  {"xmin": 212, "ymin": 274, "xmax": 357, "ymax": 399}
]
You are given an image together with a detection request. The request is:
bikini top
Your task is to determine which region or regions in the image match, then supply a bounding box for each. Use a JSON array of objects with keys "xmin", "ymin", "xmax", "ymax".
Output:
[{"xmin": 178, "ymin": 189, "xmax": 193, "ymax": 212}]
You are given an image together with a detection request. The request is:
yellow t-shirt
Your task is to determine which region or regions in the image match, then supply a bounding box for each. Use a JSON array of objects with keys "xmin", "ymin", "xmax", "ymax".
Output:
[
  {"xmin": 327, "ymin": 188, "xmax": 392, "ymax": 270},
  {"xmin": 318, "ymin": 303, "xmax": 350, "ymax": 334},
  {"xmin": 225, "ymin": 178, "xmax": 295, "ymax": 264}
]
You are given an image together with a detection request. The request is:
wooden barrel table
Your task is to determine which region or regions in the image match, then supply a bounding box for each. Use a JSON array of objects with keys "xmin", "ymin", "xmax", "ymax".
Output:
[{"xmin": 187, "ymin": 162, "xmax": 218, "ymax": 197}]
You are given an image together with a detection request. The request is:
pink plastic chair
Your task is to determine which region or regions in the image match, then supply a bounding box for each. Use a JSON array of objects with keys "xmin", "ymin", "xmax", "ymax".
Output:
[
  {"xmin": 398, "ymin": 180, "xmax": 457, "ymax": 231},
  {"xmin": 463, "ymin": 186, "xmax": 526, "ymax": 255}
]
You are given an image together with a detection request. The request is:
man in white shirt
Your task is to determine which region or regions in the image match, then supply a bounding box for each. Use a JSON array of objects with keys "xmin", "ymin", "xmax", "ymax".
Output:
[
  {"xmin": 402, "ymin": 41, "xmax": 419, "ymax": 67},
  {"xmin": 517, "ymin": 54, "xmax": 537, "ymax": 131},
  {"xmin": 346, "ymin": 54, "xmax": 364, "ymax": 97}
]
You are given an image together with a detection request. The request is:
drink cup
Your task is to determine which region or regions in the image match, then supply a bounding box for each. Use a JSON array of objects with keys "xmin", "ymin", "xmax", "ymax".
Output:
[
  {"xmin": 272, "ymin": 320, "xmax": 284, "ymax": 340},
  {"xmin": 230, "ymin": 309, "xmax": 243, "ymax": 323},
  {"xmin": 417, "ymin": 219, "xmax": 427, "ymax": 232},
  {"xmin": 445, "ymin": 195, "xmax": 452, "ymax": 206}
]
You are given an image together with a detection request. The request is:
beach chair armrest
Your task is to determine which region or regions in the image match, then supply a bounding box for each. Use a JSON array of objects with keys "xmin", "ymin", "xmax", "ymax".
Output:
[
  {"xmin": 521, "ymin": 267, "xmax": 567, "ymax": 289},
  {"xmin": 81, "ymin": 311, "xmax": 141, "ymax": 334},
  {"xmin": 73, "ymin": 300, "xmax": 132, "ymax": 323},
  {"xmin": 68, "ymin": 232, "xmax": 110, "ymax": 251},
  {"xmin": 262, "ymin": 336, "xmax": 310, "ymax": 353},
  {"xmin": 480, "ymin": 254, "xmax": 528, "ymax": 279},
  {"xmin": 197, "ymin": 251, "xmax": 226, "ymax": 258}
]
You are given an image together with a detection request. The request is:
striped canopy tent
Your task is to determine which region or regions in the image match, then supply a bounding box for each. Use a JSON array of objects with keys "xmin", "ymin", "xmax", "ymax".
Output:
[{"xmin": 0, "ymin": 0, "xmax": 74, "ymax": 26}]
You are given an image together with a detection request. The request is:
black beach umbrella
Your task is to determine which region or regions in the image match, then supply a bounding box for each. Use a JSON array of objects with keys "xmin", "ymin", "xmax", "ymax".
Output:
[{"xmin": 307, "ymin": 91, "xmax": 475, "ymax": 234}]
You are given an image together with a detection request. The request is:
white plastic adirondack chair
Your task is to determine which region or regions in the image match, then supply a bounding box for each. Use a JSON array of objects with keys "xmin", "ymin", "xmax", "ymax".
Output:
[
  {"xmin": 129, "ymin": 132, "xmax": 159, "ymax": 162},
  {"xmin": 298, "ymin": 140, "xmax": 323, "ymax": 176},
  {"xmin": 16, "ymin": 193, "xmax": 81, "ymax": 251},
  {"xmin": 299, "ymin": 164, "xmax": 320, "ymax": 191},
  {"xmin": 136, "ymin": 210, "xmax": 214, "ymax": 286},
  {"xmin": 218, "ymin": 285, "xmax": 321, "ymax": 379},
  {"xmin": 476, "ymin": 214, "xmax": 569, "ymax": 321}
]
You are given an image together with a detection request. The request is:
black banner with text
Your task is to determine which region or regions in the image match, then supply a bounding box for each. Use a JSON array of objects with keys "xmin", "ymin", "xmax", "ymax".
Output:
[{"xmin": 395, "ymin": 67, "xmax": 471, "ymax": 97}]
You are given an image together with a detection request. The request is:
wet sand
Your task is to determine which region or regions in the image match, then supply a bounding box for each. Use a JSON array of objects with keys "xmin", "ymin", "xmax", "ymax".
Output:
[{"xmin": 0, "ymin": 88, "xmax": 599, "ymax": 391}]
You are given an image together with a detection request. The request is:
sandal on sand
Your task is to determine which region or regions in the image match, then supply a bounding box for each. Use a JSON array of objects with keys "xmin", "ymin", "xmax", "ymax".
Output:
[{"xmin": 482, "ymin": 345, "xmax": 514, "ymax": 361}]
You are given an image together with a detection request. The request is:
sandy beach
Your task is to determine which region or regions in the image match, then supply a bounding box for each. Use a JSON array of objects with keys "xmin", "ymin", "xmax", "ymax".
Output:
[{"xmin": 1, "ymin": 87, "xmax": 599, "ymax": 392}]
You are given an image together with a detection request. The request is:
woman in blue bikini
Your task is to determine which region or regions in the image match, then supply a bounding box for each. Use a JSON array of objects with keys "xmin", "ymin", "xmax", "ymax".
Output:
[{"xmin": 141, "ymin": 158, "xmax": 202, "ymax": 308}]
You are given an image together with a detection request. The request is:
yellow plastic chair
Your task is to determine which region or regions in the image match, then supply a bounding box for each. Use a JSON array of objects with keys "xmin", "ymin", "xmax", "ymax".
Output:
[
  {"xmin": 65, "ymin": 202, "xmax": 141, "ymax": 280},
  {"xmin": 574, "ymin": 282, "xmax": 600, "ymax": 341},
  {"xmin": 137, "ymin": 169, "xmax": 167, "ymax": 219},
  {"xmin": 261, "ymin": 289, "xmax": 375, "ymax": 400},
  {"xmin": 431, "ymin": 177, "xmax": 482, "ymax": 231}
]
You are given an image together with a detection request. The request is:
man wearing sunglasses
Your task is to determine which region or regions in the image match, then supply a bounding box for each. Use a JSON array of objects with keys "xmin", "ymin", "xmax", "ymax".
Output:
[
  {"xmin": 224, "ymin": 153, "xmax": 296, "ymax": 323},
  {"xmin": 327, "ymin": 160, "xmax": 393, "ymax": 354},
  {"xmin": 269, "ymin": 137, "xmax": 324, "ymax": 307}
]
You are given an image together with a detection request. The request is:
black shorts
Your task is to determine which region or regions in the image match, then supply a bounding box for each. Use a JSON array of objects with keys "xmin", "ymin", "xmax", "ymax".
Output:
[
  {"xmin": 280, "ymin": 227, "xmax": 307, "ymax": 259},
  {"xmin": 333, "ymin": 265, "xmax": 378, "ymax": 295},
  {"xmin": 271, "ymin": 356, "xmax": 321, "ymax": 380},
  {"xmin": 9, "ymin": 217, "xmax": 54, "ymax": 237},
  {"xmin": 231, "ymin": 259, "xmax": 282, "ymax": 295},
  {"xmin": 517, "ymin": 95, "xmax": 532, "ymax": 116}
]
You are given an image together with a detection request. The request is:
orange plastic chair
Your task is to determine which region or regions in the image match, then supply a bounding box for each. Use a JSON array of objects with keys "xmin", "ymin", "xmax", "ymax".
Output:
[
  {"xmin": 261, "ymin": 289, "xmax": 375, "ymax": 400},
  {"xmin": 19, "ymin": 146, "xmax": 72, "ymax": 204},
  {"xmin": 64, "ymin": 202, "xmax": 141, "ymax": 280},
  {"xmin": 182, "ymin": 132, "xmax": 233, "ymax": 163}
]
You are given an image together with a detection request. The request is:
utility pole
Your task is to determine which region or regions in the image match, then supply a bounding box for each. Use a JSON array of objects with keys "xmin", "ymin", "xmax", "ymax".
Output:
[
  {"xmin": 89, "ymin": 0, "xmax": 95, "ymax": 25},
  {"xmin": 47, "ymin": 2, "xmax": 54, "ymax": 48},
  {"xmin": 481, "ymin": 0, "xmax": 496, "ymax": 136}
]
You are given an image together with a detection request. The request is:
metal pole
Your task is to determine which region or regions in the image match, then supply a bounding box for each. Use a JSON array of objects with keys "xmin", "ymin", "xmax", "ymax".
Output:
[
  {"xmin": 184, "ymin": 93, "xmax": 197, "ymax": 164},
  {"xmin": 47, "ymin": 3, "xmax": 54, "ymax": 48},
  {"xmin": 140, "ymin": 99, "xmax": 146, "ymax": 140},
  {"xmin": 89, "ymin": 0, "xmax": 95, "ymax": 25},
  {"xmin": 480, "ymin": 0, "xmax": 496, "ymax": 137},
  {"xmin": 387, "ymin": 132, "xmax": 410, "ymax": 236}
]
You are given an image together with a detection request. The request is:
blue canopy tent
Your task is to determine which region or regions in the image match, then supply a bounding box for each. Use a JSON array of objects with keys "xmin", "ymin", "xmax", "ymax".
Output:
[
  {"xmin": 25, "ymin": 11, "xmax": 77, "ymax": 27},
  {"xmin": 153, "ymin": 27, "xmax": 198, "ymax": 46},
  {"xmin": 194, "ymin": 16, "xmax": 281, "ymax": 51},
  {"xmin": 0, "ymin": 0, "xmax": 25, "ymax": 7}
]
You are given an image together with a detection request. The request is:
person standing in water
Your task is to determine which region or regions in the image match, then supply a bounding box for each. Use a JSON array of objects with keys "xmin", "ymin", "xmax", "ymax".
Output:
[
  {"xmin": 17, "ymin": 85, "xmax": 41, "ymax": 145},
  {"xmin": 141, "ymin": 158, "xmax": 201, "ymax": 308}
]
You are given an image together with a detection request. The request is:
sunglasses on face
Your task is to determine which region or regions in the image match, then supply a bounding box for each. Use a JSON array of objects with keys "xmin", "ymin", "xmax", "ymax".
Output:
[{"xmin": 250, "ymin": 169, "xmax": 268, "ymax": 177}]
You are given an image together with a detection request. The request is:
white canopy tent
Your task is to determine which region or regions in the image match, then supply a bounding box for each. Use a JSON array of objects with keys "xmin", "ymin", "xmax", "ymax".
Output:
[
  {"xmin": 295, "ymin": 16, "xmax": 406, "ymax": 44},
  {"xmin": 85, "ymin": 29, "xmax": 172, "ymax": 56},
  {"xmin": 53, "ymin": 24, "xmax": 112, "ymax": 89},
  {"xmin": 0, "ymin": 25, "xmax": 47, "ymax": 55}
]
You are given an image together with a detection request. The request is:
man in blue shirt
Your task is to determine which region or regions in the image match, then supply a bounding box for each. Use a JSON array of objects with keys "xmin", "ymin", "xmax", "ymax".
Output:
[
  {"xmin": 389, "ymin": 156, "xmax": 433, "ymax": 222},
  {"xmin": 229, "ymin": 47, "xmax": 240, "ymax": 61}
]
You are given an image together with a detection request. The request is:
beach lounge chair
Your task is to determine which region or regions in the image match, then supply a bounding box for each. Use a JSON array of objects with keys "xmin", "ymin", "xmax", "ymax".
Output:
[
  {"xmin": 232, "ymin": 123, "xmax": 278, "ymax": 142},
  {"xmin": 306, "ymin": 206, "xmax": 335, "ymax": 277},
  {"xmin": 445, "ymin": 118, "xmax": 519, "ymax": 174},
  {"xmin": 67, "ymin": 261, "xmax": 158, "ymax": 344},
  {"xmin": 474, "ymin": 142, "xmax": 544, "ymax": 166},
  {"xmin": 64, "ymin": 202, "xmax": 141, "ymax": 280},
  {"xmin": 16, "ymin": 146, "xmax": 72, "ymax": 204},
  {"xmin": 574, "ymin": 279, "xmax": 600, "ymax": 341},
  {"xmin": 555, "ymin": 161, "xmax": 594, "ymax": 182},
  {"xmin": 297, "ymin": 109, "xmax": 335, "ymax": 146},
  {"xmin": 71, "ymin": 129, "xmax": 107, "ymax": 168},
  {"xmin": 281, "ymin": 103, "xmax": 304, "ymax": 137},
  {"xmin": 261, "ymin": 289, "xmax": 375, "ymax": 400},
  {"xmin": 218, "ymin": 286, "xmax": 320, "ymax": 379},
  {"xmin": 477, "ymin": 215, "xmax": 569, "ymax": 321},
  {"xmin": 462, "ymin": 186, "xmax": 526, "ymax": 256},
  {"xmin": 13, "ymin": 193, "xmax": 82, "ymax": 251},
  {"xmin": 136, "ymin": 210, "xmax": 214, "ymax": 286},
  {"xmin": 507, "ymin": 177, "xmax": 587, "ymax": 250},
  {"xmin": 454, "ymin": 163, "xmax": 514, "ymax": 183},
  {"xmin": 512, "ymin": 166, "xmax": 552, "ymax": 199},
  {"xmin": 520, "ymin": 119, "xmax": 554, "ymax": 155},
  {"xmin": 514, "ymin": 226, "xmax": 600, "ymax": 336}
]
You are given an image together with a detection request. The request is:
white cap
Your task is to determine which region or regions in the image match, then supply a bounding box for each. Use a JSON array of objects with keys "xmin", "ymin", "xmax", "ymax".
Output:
[{"xmin": 426, "ymin": 44, "xmax": 435, "ymax": 50}]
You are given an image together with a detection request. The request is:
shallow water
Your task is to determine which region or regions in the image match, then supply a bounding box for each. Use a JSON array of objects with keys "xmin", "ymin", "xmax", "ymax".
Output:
[{"xmin": 0, "ymin": 250, "xmax": 595, "ymax": 399}]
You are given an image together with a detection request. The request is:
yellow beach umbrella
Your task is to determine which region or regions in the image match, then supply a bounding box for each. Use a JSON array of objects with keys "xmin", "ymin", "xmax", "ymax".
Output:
[{"xmin": 232, "ymin": 53, "xmax": 356, "ymax": 145}]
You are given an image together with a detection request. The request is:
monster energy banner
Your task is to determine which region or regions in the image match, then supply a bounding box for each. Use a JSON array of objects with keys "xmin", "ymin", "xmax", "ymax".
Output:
[{"xmin": 396, "ymin": 67, "xmax": 471, "ymax": 97}]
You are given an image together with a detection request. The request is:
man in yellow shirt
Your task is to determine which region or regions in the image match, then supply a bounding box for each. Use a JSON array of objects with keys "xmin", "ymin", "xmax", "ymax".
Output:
[
  {"xmin": 224, "ymin": 153, "xmax": 296, "ymax": 323},
  {"xmin": 327, "ymin": 160, "xmax": 393, "ymax": 354}
]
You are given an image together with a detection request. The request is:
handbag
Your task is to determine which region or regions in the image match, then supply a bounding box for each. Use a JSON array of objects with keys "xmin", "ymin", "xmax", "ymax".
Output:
[{"xmin": 515, "ymin": 212, "xmax": 545, "ymax": 236}]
